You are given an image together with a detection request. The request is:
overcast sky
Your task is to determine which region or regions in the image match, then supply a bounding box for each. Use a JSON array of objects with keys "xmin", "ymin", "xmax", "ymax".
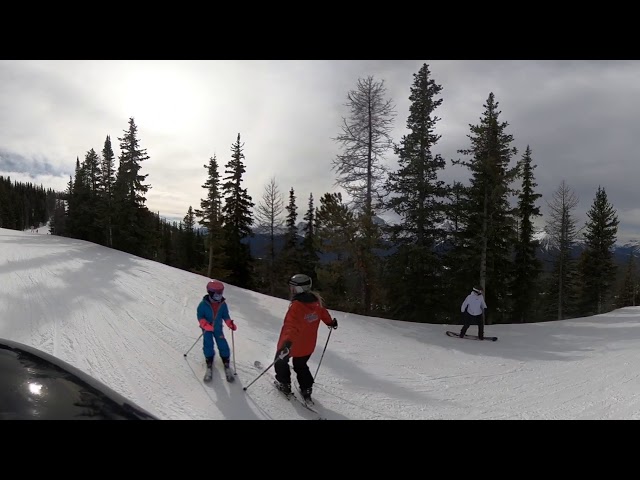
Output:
[{"xmin": 2, "ymin": 60, "xmax": 640, "ymax": 243}]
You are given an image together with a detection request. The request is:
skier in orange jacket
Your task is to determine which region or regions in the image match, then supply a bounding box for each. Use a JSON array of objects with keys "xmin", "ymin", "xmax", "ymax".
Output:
[{"xmin": 274, "ymin": 273, "xmax": 337, "ymax": 401}]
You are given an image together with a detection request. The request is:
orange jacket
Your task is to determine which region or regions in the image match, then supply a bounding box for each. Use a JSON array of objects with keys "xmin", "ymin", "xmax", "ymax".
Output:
[{"xmin": 277, "ymin": 292, "xmax": 334, "ymax": 358}]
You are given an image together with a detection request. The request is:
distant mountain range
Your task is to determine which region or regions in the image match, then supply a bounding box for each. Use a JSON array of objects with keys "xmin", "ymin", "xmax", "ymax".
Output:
[
  {"xmin": 184, "ymin": 212, "xmax": 637, "ymax": 269},
  {"xmin": 531, "ymin": 230, "xmax": 638, "ymax": 269},
  {"xmin": 243, "ymin": 217, "xmax": 639, "ymax": 269}
]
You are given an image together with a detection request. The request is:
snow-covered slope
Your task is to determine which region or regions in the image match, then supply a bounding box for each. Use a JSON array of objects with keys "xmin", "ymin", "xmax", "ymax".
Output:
[{"xmin": 3, "ymin": 227, "xmax": 640, "ymax": 419}]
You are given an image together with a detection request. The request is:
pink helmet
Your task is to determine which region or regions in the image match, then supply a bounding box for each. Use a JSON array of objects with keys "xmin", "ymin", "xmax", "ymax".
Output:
[{"xmin": 207, "ymin": 280, "xmax": 224, "ymax": 294}]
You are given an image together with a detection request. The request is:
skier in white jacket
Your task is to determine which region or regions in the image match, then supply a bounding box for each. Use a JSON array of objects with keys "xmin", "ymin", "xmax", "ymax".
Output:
[{"xmin": 460, "ymin": 287, "xmax": 487, "ymax": 339}]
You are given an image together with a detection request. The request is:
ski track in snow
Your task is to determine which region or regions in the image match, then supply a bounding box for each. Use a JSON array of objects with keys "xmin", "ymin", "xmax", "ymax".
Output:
[{"xmin": 3, "ymin": 226, "xmax": 640, "ymax": 419}]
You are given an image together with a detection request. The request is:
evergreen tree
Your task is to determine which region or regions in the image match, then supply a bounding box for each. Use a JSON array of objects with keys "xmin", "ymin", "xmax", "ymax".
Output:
[
  {"xmin": 181, "ymin": 206, "xmax": 197, "ymax": 270},
  {"xmin": 450, "ymin": 92, "xmax": 519, "ymax": 324},
  {"xmin": 83, "ymin": 148, "xmax": 103, "ymax": 244},
  {"xmin": 50, "ymin": 197, "xmax": 67, "ymax": 236},
  {"xmin": 84, "ymin": 148, "xmax": 102, "ymax": 194},
  {"xmin": 274, "ymin": 187, "xmax": 301, "ymax": 296},
  {"xmin": 440, "ymin": 180, "xmax": 470, "ymax": 323},
  {"xmin": 578, "ymin": 186, "xmax": 619, "ymax": 315},
  {"xmin": 67, "ymin": 157, "xmax": 92, "ymax": 240},
  {"xmin": 315, "ymin": 192, "xmax": 359, "ymax": 311},
  {"xmin": 0, "ymin": 176, "xmax": 57, "ymax": 231},
  {"xmin": 617, "ymin": 245, "xmax": 639, "ymax": 307},
  {"xmin": 383, "ymin": 63, "xmax": 449, "ymax": 323},
  {"xmin": 283, "ymin": 187, "xmax": 299, "ymax": 252},
  {"xmin": 511, "ymin": 145, "xmax": 543, "ymax": 322},
  {"xmin": 221, "ymin": 133, "xmax": 255, "ymax": 288},
  {"xmin": 300, "ymin": 193, "xmax": 320, "ymax": 286},
  {"xmin": 100, "ymin": 135, "xmax": 116, "ymax": 247},
  {"xmin": 57, "ymin": 175, "xmax": 73, "ymax": 235},
  {"xmin": 112, "ymin": 117, "xmax": 152, "ymax": 257},
  {"xmin": 195, "ymin": 154, "xmax": 229, "ymax": 279}
]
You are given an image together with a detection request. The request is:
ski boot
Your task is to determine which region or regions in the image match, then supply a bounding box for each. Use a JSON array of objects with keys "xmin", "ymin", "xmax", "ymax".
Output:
[
  {"xmin": 203, "ymin": 358, "xmax": 213, "ymax": 382},
  {"xmin": 221, "ymin": 357, "xmax": 234, "ymax": 382},
  {"xmin": 223, "ymin": 360, "xmax": 235, "ymax": 383},
  {"xmin": 274, "ymin": 379, "xmax": 292, "ymax": 397},
  {"xmin": 299, "ymin": 386, "xmax": 314, "ymax": 405}
]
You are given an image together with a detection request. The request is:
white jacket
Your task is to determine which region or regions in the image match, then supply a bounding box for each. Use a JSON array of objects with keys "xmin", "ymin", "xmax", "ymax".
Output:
[{"xmin": 461, "ymin": 292, "xmax": 487, "ymax": 316}]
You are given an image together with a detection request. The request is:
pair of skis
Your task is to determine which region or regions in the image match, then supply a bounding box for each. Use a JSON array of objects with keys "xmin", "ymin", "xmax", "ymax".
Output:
[
  {"xmin": 253, "ymin": 360, "xmax": 327, "ymax": 420},
  {"xmin": 204, "ymin": 365, "xmax": 236, "ymax": 383}
]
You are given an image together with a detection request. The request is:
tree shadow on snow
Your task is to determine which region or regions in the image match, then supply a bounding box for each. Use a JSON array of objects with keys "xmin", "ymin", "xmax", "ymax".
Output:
[{"xmin": 0, "ymin": 243, "xmax": 139, "ymax": 338}]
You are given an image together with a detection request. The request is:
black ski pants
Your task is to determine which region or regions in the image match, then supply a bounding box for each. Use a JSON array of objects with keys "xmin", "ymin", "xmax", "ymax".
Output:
[
  {"xmin": 274, "ymin": 354, "xmax": 314, "ymax": 390},
  {"xmin": 460, "ymin": 312, "xmax": 484, "ymax": 338}
]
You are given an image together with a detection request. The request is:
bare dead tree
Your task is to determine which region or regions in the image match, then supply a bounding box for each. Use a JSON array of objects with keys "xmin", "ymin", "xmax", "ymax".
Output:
[
  {"xmin": 545, "ymin": 179, "xmax": 581, "ymax": 320},
  {"xmin": 331, "ymin": 75, "xmax": 395, "ymax": 315},
  {"xmin": 332, "ymin": 75, "xmax": 396, "ymax": 216},
  {"xmin": 255, "ymin": 177, "xmax": 285, "ymax": 295}
]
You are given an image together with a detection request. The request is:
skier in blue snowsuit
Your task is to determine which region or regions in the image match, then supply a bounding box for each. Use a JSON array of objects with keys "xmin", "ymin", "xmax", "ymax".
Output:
[{"xmin": 197, "ymin": 280, "xmax": 237, "ymax": 382}]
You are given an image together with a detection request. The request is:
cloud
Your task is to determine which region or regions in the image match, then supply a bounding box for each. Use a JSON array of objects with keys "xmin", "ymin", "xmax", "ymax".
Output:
[{"xmin": 1, "ymin": 60, "xmax": 639, "ymax": 243}]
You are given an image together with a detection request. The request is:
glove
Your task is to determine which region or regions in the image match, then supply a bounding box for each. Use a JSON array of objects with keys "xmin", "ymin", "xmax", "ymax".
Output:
[
  {"xmin": 329, "ymin": 318, "xmax": 338, "ymax": 329},
  {"xmin": 199, "ymin": 318, "xmax": 213, "ymax": 332},
  {"xmin": 225, "ymin": 319, "xmax": 237, "ymax": 331},
  {"xmin": 276, "ymin": 340, "xmax": 292, "ymax": 360}
]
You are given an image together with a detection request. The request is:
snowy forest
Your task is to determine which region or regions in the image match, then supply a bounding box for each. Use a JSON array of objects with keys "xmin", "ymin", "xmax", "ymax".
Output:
[{"xmin": 1, "ymin": 63, "xmax": 637, "ymax": 325}]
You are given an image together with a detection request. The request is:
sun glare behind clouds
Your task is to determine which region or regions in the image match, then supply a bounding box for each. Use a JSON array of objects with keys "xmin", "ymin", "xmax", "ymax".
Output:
[{"xmin": 118, "ymin": 63, "xmax": 207, "ymax": 136}]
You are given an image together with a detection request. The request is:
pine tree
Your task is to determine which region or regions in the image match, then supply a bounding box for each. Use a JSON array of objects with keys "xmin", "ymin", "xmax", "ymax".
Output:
[
  {"xmin": 315, "ymin": 192, "xmax": 359, "ymax": 311},
  {"xmin": 451, "ymin": 92, "xmax": 519, "ymax": 324},
  {"xmin": 67, "ymin": 157, "xmax": 92, "ymax": 240},
  {"xmin": 84, "ymin": 148, "xmax": 102, "ymax": 194},
  {"xmin": 221, "ymin": 133, "xmax": 255, "ymax": 288},
  {"xmin": 181, "ymin": 206, "xmax": 197, "ymax": 270},
  {"xmin": 101, "ymin": 135, "xmax": 116, "ymax": 247},
  {"xmin": 195, "ymin": 154, "xmax": 229, "ymax": 279},
  {"xmin": 282, "ymin": 188, "xmax": 297, "ymax": 247},
  {"xmin": 112, "ymin": 117, "xmax": 152, "ymax": 257},
  {"xmin": 50, "ymin": 197, "xmax": 67, "ymax": 236},
  {"xmin": 383, "ymin": 63, "xmax": 450, "ymax": 323},
  {"xmin": 274, "ymin": 187, "xmax": 301, "ymax": 295},
  {"xmin": 511, "ymin": 145, "xmax": 543, "ymax": 322},
  {"xmin": 578, "ymin": 186, "xmax": 619, "ymax": 315},
  {"xmin": 83, "ymin": 148, "xmax": 103, "ymax": 244},
  {"xmin": 0, "ymin": 176, "xmax": 59, "ymax": 232},
  {"xmin": 300, "ymin": 193, "xmax": 320, "ymax": 286},
  {"xmin": 617, "ymin": 245, "xmax": 639, "ymax": 307}
]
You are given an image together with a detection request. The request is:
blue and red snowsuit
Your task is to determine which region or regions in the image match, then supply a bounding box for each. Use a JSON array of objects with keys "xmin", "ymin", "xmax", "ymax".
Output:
[{"xmin": 197, "ymin": 295, "xmax": 232, "ymax": 366}]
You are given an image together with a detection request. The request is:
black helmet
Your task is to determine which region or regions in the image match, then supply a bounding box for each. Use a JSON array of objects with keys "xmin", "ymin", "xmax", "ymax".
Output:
[{"xmin": 288, "ymin": 273, "xmax": 312, "ymax": 293}]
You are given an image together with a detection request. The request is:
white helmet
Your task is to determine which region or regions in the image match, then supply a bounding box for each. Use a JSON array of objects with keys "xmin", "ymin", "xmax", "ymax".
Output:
[{"xmin": 288, "ymin": 273, "xmax": 312, "ymax": 293}]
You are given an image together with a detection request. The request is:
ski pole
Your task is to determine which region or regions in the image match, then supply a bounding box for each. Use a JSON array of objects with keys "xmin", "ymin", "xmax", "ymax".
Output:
[
  {"xmin": 314, "ymin": 326, "xmax": 333, "ymax": 381},
  {"xmin": 243, "ymin": 360, "xmax": 274, "ymax": 391},
  {"xmin": 243, "ymin": 348, "xmax": 289, "ymax": 391},
  {"xmin": 232, "ymin": 329, "xmax": 237, "ymax": 375},
  {"xmin": 183, "ymin": 333, "xmax": 203, "ymax": 357}
]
